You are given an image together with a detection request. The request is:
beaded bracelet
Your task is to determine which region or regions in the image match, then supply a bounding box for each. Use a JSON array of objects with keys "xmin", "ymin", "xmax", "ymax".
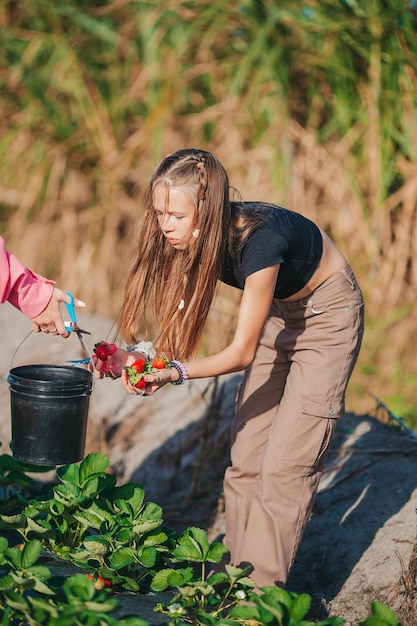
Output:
[{"xmin": 170, "ymin": 360, "xmax": 189, "ymax": 385}]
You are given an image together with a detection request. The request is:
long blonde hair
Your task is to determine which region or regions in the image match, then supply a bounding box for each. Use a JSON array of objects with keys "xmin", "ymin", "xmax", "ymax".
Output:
[{"xmin": 117, "ymin": 148, "xmax": 231, "ymax": 360}]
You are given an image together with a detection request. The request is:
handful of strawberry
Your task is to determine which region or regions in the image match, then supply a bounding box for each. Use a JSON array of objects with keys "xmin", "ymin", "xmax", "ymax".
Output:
[{"xmin": 124, "ymin": 356, "xmax": 169, "ymax": 389}]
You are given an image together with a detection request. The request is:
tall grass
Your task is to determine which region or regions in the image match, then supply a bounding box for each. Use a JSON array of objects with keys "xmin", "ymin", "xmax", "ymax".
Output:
[{"xmin": 0, "ymin": 0, "xmax": 416, "ymax": 417}]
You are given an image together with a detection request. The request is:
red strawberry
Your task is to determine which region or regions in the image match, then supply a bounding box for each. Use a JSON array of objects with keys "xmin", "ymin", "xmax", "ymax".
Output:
[
  {"xmin": 125, "ymin": 359, "xmax": 147, "ymax": 388},
  {"xmin": 94, "ymin": 342, "xmax": 117, "ymax": 361},
  {"xmin": 94, "ymin": 344, "xmax": 108, "ymax": 361},
  {"xmin": 86, "ymin": 573, "xmax": 111, "ymax": 589},
  {"xmin": 130, "ymin": 359, "xmax": 146, "ymax": 373},
  {"xmin": 152, "ymin": 357, "xmax": 167, "ymax": 370}
]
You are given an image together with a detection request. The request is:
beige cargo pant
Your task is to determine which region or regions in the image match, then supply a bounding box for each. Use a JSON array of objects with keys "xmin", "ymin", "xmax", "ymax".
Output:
[{"xmin": 223, "ymin": 263, "xmax": 364, "ymax": 587}]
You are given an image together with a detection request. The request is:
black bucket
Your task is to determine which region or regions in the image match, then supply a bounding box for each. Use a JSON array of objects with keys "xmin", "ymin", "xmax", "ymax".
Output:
[{"xmin": 8, "ymin": 364, "xmax": 93, "ymax": 466}]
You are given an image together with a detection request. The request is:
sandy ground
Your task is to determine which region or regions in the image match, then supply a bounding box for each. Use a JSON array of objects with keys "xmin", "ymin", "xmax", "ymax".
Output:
[{"xmin": 1, "ymin": 303, "xmax": 417, "ymax": 624}]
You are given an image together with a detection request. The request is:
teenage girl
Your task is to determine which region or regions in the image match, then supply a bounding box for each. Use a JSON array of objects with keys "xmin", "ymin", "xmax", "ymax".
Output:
[{"xmin": 94, "ymin": 148, "xmax": 364, "ymax": 587}]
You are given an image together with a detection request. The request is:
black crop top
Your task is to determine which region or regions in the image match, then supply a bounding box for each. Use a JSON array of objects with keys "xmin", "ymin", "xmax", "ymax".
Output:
[{"xmin": 220, "ymin": 203, "xmax": 323, "ymax": 299}]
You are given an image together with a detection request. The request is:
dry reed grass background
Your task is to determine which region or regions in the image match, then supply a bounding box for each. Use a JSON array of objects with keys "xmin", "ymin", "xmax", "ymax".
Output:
[{"xmin": 1, "ymin": 0, "xmax": 417, "ymax": 420}]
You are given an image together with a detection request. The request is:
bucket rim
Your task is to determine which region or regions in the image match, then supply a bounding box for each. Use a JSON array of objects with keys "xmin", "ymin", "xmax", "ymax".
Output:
[
  {"xmin": 8, "ymin": 364, "xmax": 93, "ymax": 387},
  {"xmin": 9, "ymin": 363, "xmax": 92, "ymax": 374}
]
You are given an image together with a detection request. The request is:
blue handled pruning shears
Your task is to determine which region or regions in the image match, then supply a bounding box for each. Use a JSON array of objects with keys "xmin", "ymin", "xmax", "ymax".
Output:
[{"xmin": 65, "ymin": 292, "xmax": 91, "ymax": 357}]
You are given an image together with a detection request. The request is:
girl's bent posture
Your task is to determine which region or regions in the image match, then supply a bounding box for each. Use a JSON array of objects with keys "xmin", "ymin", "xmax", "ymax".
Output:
[{"xmin": 94, "ymin": 148, "xmax": 364, "ymax": 587}]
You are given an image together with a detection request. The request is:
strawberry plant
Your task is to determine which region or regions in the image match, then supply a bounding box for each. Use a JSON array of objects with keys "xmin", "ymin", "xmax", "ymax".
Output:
[
  {"xmin": 151, "ymin": 527, "xmax": 346, "ymax": 626},
  {"xmin": 0, "ymin": 448, "xmax": 401, "ymax": 625},
  {"xmin": 0, "ymin": 537, "xmax": 53, "ymax": 596},
  {"xmin": 0, "ymin": 536, "xmax": 148, "ymax": 625},
  {"xmin": 69, "ymin": 482, "xmax": 171, "ymax": 591},
  {"xmin": 0, "ymin": 453, "xmax": 171, "ymax": 592}
]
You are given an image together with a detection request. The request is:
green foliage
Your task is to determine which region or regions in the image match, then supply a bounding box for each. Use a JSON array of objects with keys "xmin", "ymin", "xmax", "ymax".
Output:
[
  {"xmin": 361, "ymin": 601, "xmax": 400, "ymax": 625},
  {"xmin": 0, "ymin": 536, "xmax": 148, "ymax": 625},
  {"xmin": 0, "ymin": 449, "xmax": 402, "ymax": 624},
  {"xmin": 0, "ymin": 452, "xmax": 170, "ymax": 592}
]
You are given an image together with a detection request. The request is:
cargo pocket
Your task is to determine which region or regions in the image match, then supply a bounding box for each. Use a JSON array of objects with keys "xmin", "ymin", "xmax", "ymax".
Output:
[
  {"xmin": 297, "ymin": 395, "xmax": 345, "ymax": 471},
  {"xmin": 302, "ymin": 395, "xmax": 345, "ymax": 420}
]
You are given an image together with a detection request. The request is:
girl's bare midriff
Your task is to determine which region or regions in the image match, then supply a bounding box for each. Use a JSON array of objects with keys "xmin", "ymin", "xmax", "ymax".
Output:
[{"xmin": 281, "ymin": 228, "xmax": 347, "ymax": 302}]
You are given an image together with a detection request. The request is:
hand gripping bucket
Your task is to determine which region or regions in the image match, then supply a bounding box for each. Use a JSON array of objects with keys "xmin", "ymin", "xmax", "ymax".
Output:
[{"xmin": 8, "ymin": 364, "xmax": 93, "ymax": 465}]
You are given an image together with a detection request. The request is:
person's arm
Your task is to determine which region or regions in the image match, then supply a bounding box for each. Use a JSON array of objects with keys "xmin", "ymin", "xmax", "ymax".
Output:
[
  {"xmin": 0, "ymin": 236, "xmax": 55, "ymax": 317},
  {"xmin": 0, "ymin": 237, "xmax": 84, "ymax": 337},
  {"xmin": 135, "ymin": 264, "xmax": 280, "ymax": 394}
]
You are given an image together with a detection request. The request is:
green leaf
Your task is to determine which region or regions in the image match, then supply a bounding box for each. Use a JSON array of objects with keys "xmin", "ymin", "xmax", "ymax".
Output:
[
  {"xmin": 32, "ymin": 578, "xmax": 55, "ymax": 595},
  {"xmin": 111, "ymin": 483, "xmax": 145, "ymax": 515},
  {"xmin": 151, "ymin": 568, "xmax": 189, "ymax": 592},
  {"xmin": 117, "ymin": 575, "xmax": 140, "ymax": 592},
  {"xmin": 2, "ymin": 590, "xmax": 29, "ymax": 610},
  {"xmin": 172, "ymin": 527, "xmax": 210, "ymax": 562},
  {"xmin": 63, "ymin": 574, "xmax": 96, "ymax": 601},
  {"xmin": 361, "ymin": 601, "xmax": 400, "ymax": 626},
  {"xmin": 82, "ymin": 536, "xmax": 110, "ymax": 555},
  {"xmin": 57, "ymin": 462, "xmax": 80, "ymax": 486},
  {"xmin": 5, "ymin": 546, "xmax": 22, "ymax": 568},
  {"xmin": 136, "ymin": 545, "xmax": 156, "ymax": 568},
  {"xmin": 114, "ymin": 528, "xmax": 134, "ymax": 543},
  {"xmin": 27, "ymin": 564, "xmax": 51, "ymax": 579},
  {"xmin": 188, "ymin": 527, "xmax": 209, "ymax": 551},
  {"xmin": 177, "ymin": 581, "xmax": 215, "ymax": 598},
  {"xmin": 48, "ymin": 499, "xmax": 65, "ymax": 515},
  {"xmin": 83, "ymin": 599, "xmax": 119, "ymax": 612},
  {"xmin": 289, "ymin": 592, "xmax": 312, "ymax": 620},
  {"xmin": 73, "ymin": 508, "xmax": 107, "ymax": 530},
  {"xmin": 0, "ymin": 512, "xmax": 27, "ymax": 529},
  {"xmin": 82, "ymin": 474, "xmax": 116, "ymax": 498},
  {"xmin": 370, "ymin": 601, "xmax": 399, "ymax": 623},
  {"xmin": 225, "ymin": 565, "xmax": 249, "ymax": 580},
  {"xmin": 21, "ymin": 539, "xmax": 42, "ymax": 568},
  {"xmin": 0, "ymin": 574, "xmax": 14, "ymax": 590},
  {"xmin": 26, "ymin": 517, "xmax": 54, "ymax": 535},
  {"xmin": 27, "ymin": 595, "xmax": 59, "ymax": 617},
  {"xmin": 0, "ymin": 472, "xmax": 36, "ymax": 489},
  {"xmin": 172, "ymin": 539, "xmax": 201, "ymax": 561},
  {"xmin": 70, "ymin": 550, "xmax": 92, "ymax": 562},
  {"xmin": 88, "ymin": 501, "xmax": 116, "ymax": 524},
  {"xmin": 132, "ymin": 519, "xmax": 162, "ymax": 535},
  {"xmin": 143, "ymin": 530, "xmax": 168, "ymax": 546},
  {"xmin": 0, "ymin": 454, "xmax": 22, "ymax": 472},
  {"xmin": 206, "ymin": 541, "xmax": 229, "ymax": 563},
  {"xmin": 152, "ymin": 567, "xmax": 195, "ymax": 592},
  {"xmin": 109, "ymin": 547, "xmax": 135, "ymax": 570},
  {"xmin": 0, "ymin": 536, "xmax": 8, "ymax": 552},
  {"xmin": 79, "ymin": 453, "xmax": 110, "ymax": 484},
  {"xmin": 53, "ymin": 482, "xmax": 82, "ymax": 505},
  {"xmin": 229, "ymin": 604, "xmax": 261, "ymax": 620}
]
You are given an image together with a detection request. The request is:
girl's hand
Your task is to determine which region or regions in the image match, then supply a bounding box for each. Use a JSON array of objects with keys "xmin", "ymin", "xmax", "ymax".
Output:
[
  {"xmin": 121, "ymin": 365, "xmax": 174, "ymax": 396},
  {"xmin": 92, "ymin": 344, "xmax": 132, "ymax": 380}
]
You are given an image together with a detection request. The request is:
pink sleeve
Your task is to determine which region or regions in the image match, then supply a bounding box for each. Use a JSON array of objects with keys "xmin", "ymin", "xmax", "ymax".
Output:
[{"xmin": 0, "ymin": 236, "xmax": 55, "ymax": 318}]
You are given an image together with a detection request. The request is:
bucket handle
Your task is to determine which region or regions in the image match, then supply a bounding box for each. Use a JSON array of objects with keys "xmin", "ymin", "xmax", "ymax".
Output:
[
  {"xmin": 10, "ymin": 331, "xmax": 96, "ymax": 389},
  {"xmin": 10, "ymin": 331, "xmax": 34, "ymax": 370}
]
